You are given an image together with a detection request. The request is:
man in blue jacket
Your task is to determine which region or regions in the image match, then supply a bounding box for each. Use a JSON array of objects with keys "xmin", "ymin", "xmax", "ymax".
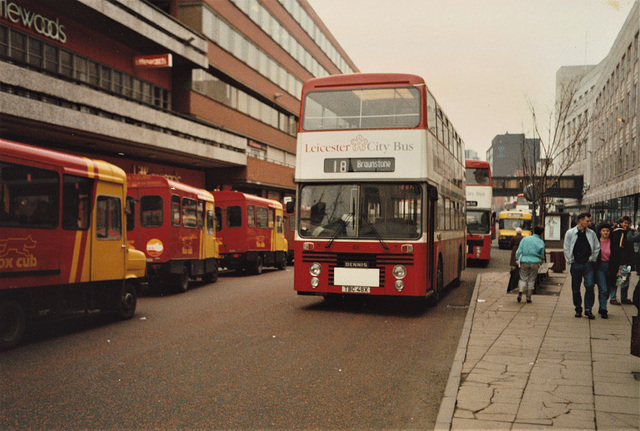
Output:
[
  {"xmin": 515, "ymin": 225, "xmax": 546, "ymax": 303},
  {"xmin": 564, "ymin": 212, "xmax": 600, "ymax": 319}
]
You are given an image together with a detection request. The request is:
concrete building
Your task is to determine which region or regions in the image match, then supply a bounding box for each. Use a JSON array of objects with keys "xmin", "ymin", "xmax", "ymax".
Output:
[
  {"xmin": 0, "ymin": 0, "xmax": 358, "ymax": 201},
  {"xmin": 563, "ymin": 0, "xmax": 640, "ymax": 223},
  {"xmin": 465, "ymin": 149, "xmax": 479, "ymax": 160},
  {"xmin": 486, "ymin": 133, "xmax": 540, "ymax": 177}
]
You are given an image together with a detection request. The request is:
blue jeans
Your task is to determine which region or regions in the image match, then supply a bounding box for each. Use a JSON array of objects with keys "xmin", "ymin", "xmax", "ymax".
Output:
[
  {"xmin": 595, "ymin": 261, "xmax": 610, "ymax": 312},
  {"xmin": 609, "ymin": 265, "xmax": 630, "ymax": 301},
  {"xmin": 570, "ymin": 262, "xmax": 595, "ymax": 312}
]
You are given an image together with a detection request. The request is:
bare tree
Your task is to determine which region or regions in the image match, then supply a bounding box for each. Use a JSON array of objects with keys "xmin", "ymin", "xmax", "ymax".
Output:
[{"xmin": 521, "ymin": 75, "xmax": 590, "ymax": 227}]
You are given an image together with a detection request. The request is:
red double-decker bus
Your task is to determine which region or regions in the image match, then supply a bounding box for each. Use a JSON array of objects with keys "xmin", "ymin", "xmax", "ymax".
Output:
[
  {"xmin": 293, "ymin": 73, "xmax": 466, "ymax": 302},
  {"xmin": 465, "ymin": 159, "xmax": 493, "ymax": 265}
]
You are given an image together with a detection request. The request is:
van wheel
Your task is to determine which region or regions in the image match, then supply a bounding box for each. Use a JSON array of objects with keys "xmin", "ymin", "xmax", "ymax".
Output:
[
  {"xmin": 117, "ymin": 282, "xmax": 137, "ymax": 320},
  {"xmin": 204, "ymin": 265, "xmax": 219, "ymax": 284},
  {"xmin": 0, "ymin": 300, "xmax": 26, "ymax": 351},
  {"xmin": 277, "ymin": 253, "xmax": 287, "ymax": 270},
  {"xmin": 175, "ymin": 266, "xmax": 189, "ymax": 293},
  {"xmin": 252, "ymin": 256, "xmax": 263, "ymax": 275}
]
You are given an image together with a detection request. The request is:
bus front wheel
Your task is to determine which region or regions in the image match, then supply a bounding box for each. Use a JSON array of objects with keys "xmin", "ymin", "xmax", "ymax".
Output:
[
  {"xmin": 0, "ymin": 299, "xmax": 26, "ymax": 351},
  {"xmin": 428, "ymin": 258, "xmax": 444, "ymax": 307}
]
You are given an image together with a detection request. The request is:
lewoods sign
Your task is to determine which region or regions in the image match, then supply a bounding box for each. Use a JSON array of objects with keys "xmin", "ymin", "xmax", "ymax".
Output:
[{"xmin": 1, "ymin": 0, "xmax": 66, "ymax": 43}]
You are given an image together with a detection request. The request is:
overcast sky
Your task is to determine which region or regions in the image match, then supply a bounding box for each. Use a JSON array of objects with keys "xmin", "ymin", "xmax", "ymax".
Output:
[{"xmin": 307, "ymin": 0, "xmax": 635, "ymax": 158}]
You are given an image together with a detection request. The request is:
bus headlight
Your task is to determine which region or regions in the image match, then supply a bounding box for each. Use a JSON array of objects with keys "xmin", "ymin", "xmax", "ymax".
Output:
[
  {"xmin": 309, "ymin": 262, "xmax": 322, "ymax": 276},
  {"xmin": 310, "ymin": 277, "xmax": 319, "ymax": 288},
  {"xmin": 392, "ymin": 265, "xmax": 406, "ymax": 279},
  {"xmin": 395, "ymin": 280, "xmax": 404, "ymax": 292}
]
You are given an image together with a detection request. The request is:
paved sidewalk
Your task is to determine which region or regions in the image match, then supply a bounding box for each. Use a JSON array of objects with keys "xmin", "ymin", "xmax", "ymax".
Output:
[{"xmin": 435, "ymin": 270, "xmax": 640, "ymax": 430}]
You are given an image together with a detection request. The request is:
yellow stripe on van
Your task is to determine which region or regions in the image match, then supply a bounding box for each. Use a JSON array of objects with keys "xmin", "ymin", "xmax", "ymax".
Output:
[{"xmin": 68, "ymin": 231, "xmax": 84, "ymax": 283}]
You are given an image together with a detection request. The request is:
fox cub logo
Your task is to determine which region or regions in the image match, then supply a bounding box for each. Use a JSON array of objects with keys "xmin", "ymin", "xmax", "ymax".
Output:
[{"xmin": 0, "ymin": 235, "xmax": 37, "ymax": 258}]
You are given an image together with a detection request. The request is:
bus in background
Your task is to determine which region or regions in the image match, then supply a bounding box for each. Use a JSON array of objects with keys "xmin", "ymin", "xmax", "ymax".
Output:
[
  {"xmin": 0, "ymin": 139, "xmax": 146, "ymax": 350},
  {"xmin": 515, "ymin": 193, "xmax": 531, "ymax": 213},
  {"xmin": 212, "ymin": 191, "xmax": 288, "ymax": 274},
  {"xmin": 294, "ymin": 73, "xmax": 465, "ymax": 302},
  {"xmin": 498, "ymin": 210, "xmax": 532, "ymax": 249},
  {"xmin": 126, "ymin": 174, "xmax": 219, "ymax": 293},
  {"xmin": 465, "ymin": 159, "xmax": 492, "ymax": 264}
]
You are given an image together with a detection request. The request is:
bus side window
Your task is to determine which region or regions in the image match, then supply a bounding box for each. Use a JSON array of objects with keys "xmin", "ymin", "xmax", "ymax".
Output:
[
  {"xmin": 63, "ymin": 175, "xmax": 91, "ymax": 230},
  {"xmin": 96, "ymin": 195, "xmax": 121, "ymax": 239},
  {"xmin": 276, "ymin": 215, "xmax": 283, "ymax": 234}
]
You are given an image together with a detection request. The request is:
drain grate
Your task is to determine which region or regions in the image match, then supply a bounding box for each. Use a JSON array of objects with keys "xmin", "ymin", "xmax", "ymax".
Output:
[{"xmin": 447, "ymin": 304, "xmax": 469, "ymax": 309}]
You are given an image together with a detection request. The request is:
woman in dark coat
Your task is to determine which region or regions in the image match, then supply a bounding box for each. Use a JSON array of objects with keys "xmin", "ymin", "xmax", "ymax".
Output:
[{"xmin": 508, "ymin": 227, "xmax": 524, "ymax": 292}]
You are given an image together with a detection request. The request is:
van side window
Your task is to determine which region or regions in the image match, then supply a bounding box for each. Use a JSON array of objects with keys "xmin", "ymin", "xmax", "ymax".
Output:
[
  {"xmin": 197, "ymin": 200, "xmax": 205, "ymax": 229},
  {"xmin": 182, "ymin": 197, "xmax": 197, "ymax": 228},
  {"xmin": 96, "ymin": 195, "xmax": 121, "ymax": 240},
  {"xmin": 126, "ymin": 196, "xmax": 135, "ymax": 231},
  {"xmin": 215, "ymin": 207, "xmax": 223, "ymax": 231},
  {"xmin": 140, "ymin": 195, "xmax": 162, "ymax": 227},
  {"xmin": 171, "ymin": 195, "xmax": 180, "ymax": 226},
  {"xmin": 256, "ymin": 207, "xmax": 268, "ymax": 228},
  {"xmin": 0, "ymin": 161, "xmax": 59, "ymax": 229},
  {"xmin": 63, "ymin": 174, "xmax": 91, "ymax": 230},
  {"xmin": 247, "ymin": 205, "xmax": 255, "ymax": 227},
  {"xmin": 268, "ymin": 208, "xmax": 275, "ymax": 229},
  {"xmin": 227, "ymin": 206, "xmax": 242, "ymax": 228},
  {"xmin": 206, "ymin": 209, "xmax": 215, "ymax": 235}
]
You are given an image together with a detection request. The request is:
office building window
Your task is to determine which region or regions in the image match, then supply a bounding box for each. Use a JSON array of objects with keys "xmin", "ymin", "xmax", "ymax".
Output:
[{"xmin": 1, "ymin": 24, "xmax": 171, "ymax": 110}]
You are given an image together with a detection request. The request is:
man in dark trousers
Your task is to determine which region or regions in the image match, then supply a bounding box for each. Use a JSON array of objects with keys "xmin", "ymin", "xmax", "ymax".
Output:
[
  {"xmin": 609, "ymin": 216, "xmax": 637, "ymax": 305},
  {"xmin": 564, "ymin": 212, "xmax": 600, "ymax": 319}
]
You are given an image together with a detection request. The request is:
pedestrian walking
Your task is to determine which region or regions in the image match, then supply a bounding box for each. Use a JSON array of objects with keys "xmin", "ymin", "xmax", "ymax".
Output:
[
  {"xmin": 507, "ymin": 227, "xmax": 524, "ymax": 292},
  {"xmin": 595, "ymin": 223, "xmax": 614, "ymax": 318},
  {"xmin": 609, "ymin": 216, "xmax": 637, "ymax": 305},
  {"xmin": 515, "ymin": 225, "xmax": 545, "ymax": 303},
  {"xmin": 563, "ymin": 212, "xmax": 600, "ymax": 319}
]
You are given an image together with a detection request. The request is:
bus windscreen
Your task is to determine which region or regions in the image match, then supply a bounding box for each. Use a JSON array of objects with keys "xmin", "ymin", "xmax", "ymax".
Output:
[{"xmin": 299, "ymin": 183, "xmax": 421, "ymax": 239}]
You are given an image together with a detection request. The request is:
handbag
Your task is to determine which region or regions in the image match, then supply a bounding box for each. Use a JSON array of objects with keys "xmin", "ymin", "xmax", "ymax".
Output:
[
  {"xmin": 507, "ymin": 267, "xmax": 519, "ymax": 292},
  {"xmin": 632, "ymin": 315, "xmax": 640, "ymax": 357}
]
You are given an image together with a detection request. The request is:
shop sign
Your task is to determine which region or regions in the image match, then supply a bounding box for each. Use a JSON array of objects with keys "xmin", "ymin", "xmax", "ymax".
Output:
[
  {"xmin": 1, "ymin": 1, "xmax": 67, "ymax": 43},
  {"xmin": 134, "ymin": 54, "xmax": 173, "ymax": 68}
]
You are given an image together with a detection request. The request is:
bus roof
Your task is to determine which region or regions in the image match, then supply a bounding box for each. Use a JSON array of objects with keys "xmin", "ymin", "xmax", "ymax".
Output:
[
  {"xmin": 465, "ymin": 159, "xmax": 491, "ymax": 169},
  {"xmin": 1, "ymin": 138, "xmax": 126, "ymax": 184},
  {"xmin": 127, "ymin": 174, "xmax": 213, "ymax": 202},
  {"xmin": 302, "ymin": 73, "xmax": 425, "ymax": 91},
  {"xmin": 499, "ymin": 210, "xmax": 532, "ymax": 219},
  {"xmin": 212, "ymin": 190, "xmax": 282, "ymax": 209}
]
